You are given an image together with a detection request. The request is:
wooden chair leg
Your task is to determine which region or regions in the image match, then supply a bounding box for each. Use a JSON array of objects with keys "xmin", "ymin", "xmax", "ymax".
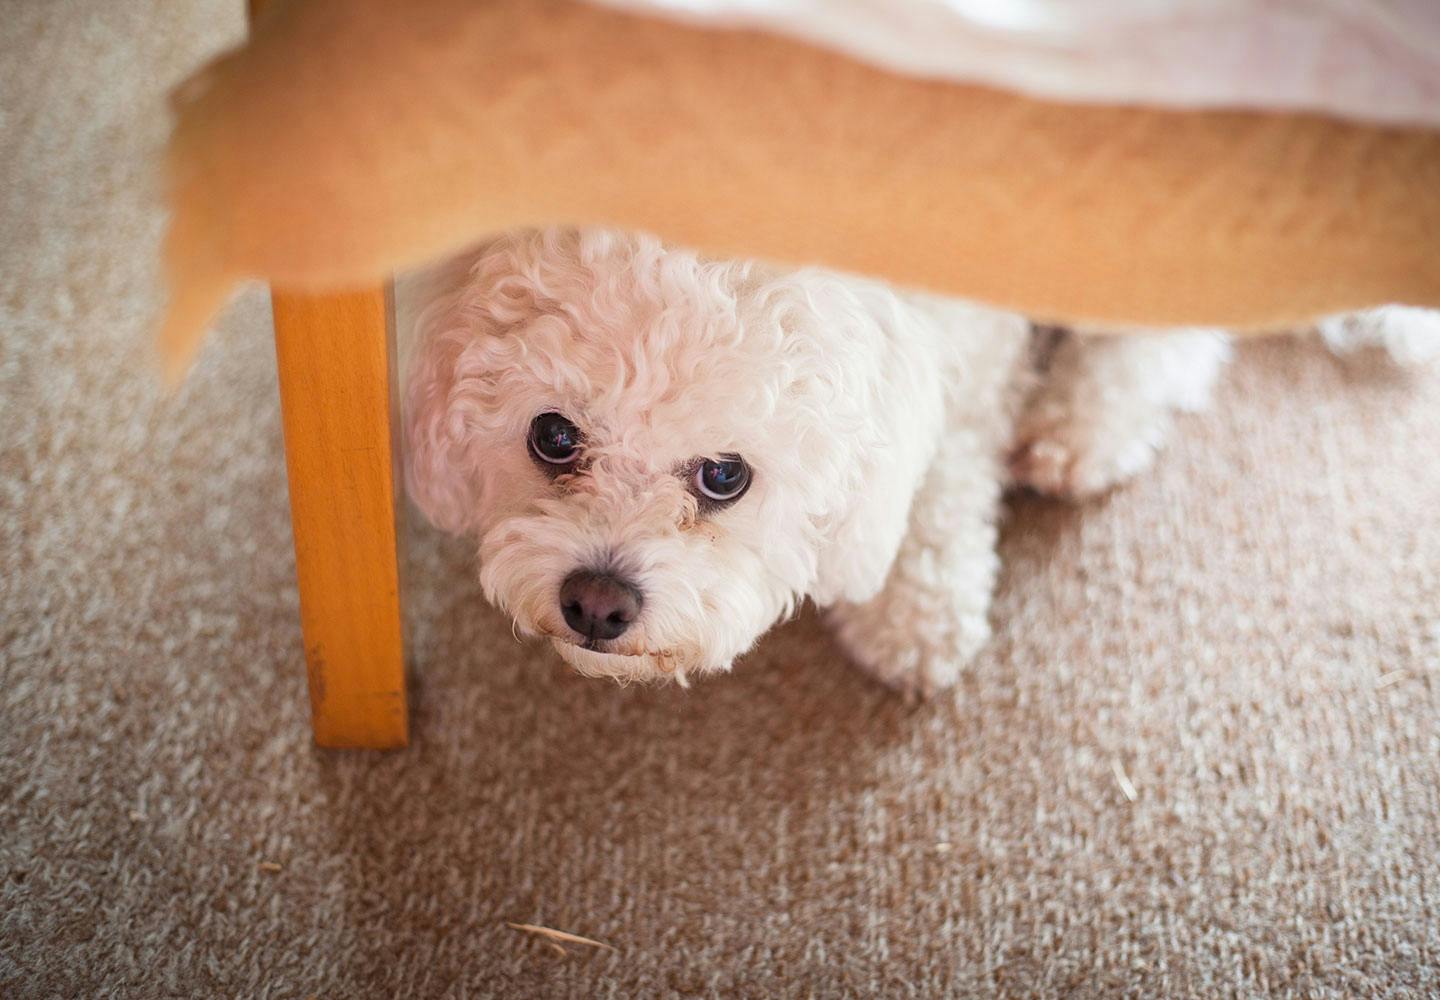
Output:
[{"xmin": 271, "ymin": 285, "xmax": 409, "ymax": 749}]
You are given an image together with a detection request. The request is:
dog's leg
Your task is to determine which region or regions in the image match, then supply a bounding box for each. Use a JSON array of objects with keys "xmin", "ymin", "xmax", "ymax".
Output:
[
  {"xmin": 1010, "ymin": 329, "xmax": 1231, "ymax": 500},
  {"xmin": 1316, "ymin": 305, "xmax": 1440, "ymax": 366},
  {"xmin": 826, "ymin": 443, "xmax": 1003, "ymax": 699}
]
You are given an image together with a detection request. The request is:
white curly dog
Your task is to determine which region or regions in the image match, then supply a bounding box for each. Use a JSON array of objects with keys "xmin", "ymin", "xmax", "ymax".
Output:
[{"xmin": 405, "ymin": 228, "xmax": 1436, "ymax": 696}]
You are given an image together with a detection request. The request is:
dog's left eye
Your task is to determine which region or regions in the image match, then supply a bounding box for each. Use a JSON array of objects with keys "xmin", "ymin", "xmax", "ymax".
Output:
[
  {"xmin": 693, "ymin": 455, "xmax": 751, "ymax": 504},
  {"xmin": 529, "ymin": 412, "xmax": 582, "ymax": 466}
]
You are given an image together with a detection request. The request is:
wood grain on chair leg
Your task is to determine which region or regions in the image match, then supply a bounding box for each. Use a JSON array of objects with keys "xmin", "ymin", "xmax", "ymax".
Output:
[{"xmin": 271, "ymin": 286, "xmax": 409, "ymax": 749}]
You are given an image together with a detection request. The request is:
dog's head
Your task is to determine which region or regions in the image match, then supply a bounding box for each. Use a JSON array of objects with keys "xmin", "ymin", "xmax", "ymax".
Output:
[{"xmin": 405, "ymin": 229, "xmax": 928, "ymax": 683}]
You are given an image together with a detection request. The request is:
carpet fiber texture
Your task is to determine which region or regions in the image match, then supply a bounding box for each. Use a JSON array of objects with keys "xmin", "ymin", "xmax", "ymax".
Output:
[{"xmin": 2, "ymin": 3, "xmax": 1438, "ymax": 997}]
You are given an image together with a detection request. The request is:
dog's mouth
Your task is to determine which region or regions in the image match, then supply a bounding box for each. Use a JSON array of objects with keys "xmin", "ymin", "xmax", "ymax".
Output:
[
  {"xmin": 541, "ymin": 632, "xmax": 650, "ymax": 658},
  {"xmin": 545, "ymin": 634, "xmax": 696, "ymax": 683},
  {"xmin": 579, "ymin": 637, "xmax": 626, "ymax": 654},
  {"xmin": 523, "ymin": 615, "xmax": 699, "ymax": 682}
]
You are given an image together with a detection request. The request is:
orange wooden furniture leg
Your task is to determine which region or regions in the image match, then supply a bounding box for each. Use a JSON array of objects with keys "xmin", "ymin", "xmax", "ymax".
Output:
[{"xmin": 271, "ymin": 286, "xmax": 409, "ymax": 749}]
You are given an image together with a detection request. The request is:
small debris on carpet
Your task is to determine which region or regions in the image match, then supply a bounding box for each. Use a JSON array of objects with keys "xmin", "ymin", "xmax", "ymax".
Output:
[
  {"xmin": 1111, "ymin": 759, "xmax": 1139, "ymax": 802},
  {"xmin": 258, "ymin": 861, "xmax": 283, "ymax": 873},
  {"xmin": 507, "ymin": 922, "xmax": 618, "ymax": 953}
]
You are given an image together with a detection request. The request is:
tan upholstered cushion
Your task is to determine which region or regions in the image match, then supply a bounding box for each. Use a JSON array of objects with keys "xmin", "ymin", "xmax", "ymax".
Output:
[{"xmin": 160, "ymin": 0, "xmax": 1440, "ymax": 375}]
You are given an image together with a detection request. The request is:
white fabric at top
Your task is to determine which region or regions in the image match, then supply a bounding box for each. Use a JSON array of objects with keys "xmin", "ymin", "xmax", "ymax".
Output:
[{"xmin": 592, "ymin": 0, "xmax": 1440, "ymax": 126}]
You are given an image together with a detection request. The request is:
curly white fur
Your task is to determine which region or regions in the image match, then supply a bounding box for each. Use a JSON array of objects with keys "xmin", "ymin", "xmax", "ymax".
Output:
[
  {"xmin": 405, "ymin": 227, "xmax": 1431, "ymax": 695},
  {"xmin": 1315, "ymin": 305, "xmax": 1440, "ymax": 366}
]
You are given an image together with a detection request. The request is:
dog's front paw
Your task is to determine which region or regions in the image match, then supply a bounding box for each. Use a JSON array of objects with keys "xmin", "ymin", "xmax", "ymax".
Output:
[
  {"xmin": 1009, "ymin": 400, "xmax": 1163, "ymax": 500},
  {"xmin": 827, "ymin": 600, "xmax": 990, "ymax": 700}
]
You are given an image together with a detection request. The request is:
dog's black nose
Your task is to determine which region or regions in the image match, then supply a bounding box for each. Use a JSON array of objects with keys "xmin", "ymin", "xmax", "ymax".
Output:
[{"xmin": 559, "ymin": 570, "xmax": 643, "ymax": 641}]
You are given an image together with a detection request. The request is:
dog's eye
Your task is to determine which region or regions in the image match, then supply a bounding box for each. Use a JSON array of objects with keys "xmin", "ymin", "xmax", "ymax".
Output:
[
  {"xmin": 529, "ymin": 412, "xmax": 582, "ymax": 466},
  {"xmin": 693, "ymin": 455, "xmax": 751, "ymax": 504}
]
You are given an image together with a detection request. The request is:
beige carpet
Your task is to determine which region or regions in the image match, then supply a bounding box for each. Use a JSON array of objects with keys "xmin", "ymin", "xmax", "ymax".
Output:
[{"xmin": 3, "ymin": 3, "xmax": 1439, "ymax": 997}]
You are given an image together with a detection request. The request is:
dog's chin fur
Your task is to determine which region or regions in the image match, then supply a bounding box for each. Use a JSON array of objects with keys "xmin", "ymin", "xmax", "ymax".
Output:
[{"xmin": 550, "ymin": 639, "xmax": 695, "ymax": 687}]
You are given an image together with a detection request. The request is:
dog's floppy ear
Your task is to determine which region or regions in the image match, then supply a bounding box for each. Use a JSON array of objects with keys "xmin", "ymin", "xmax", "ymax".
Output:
[
  {"xmin": 404, "ymin": 231, "xmax": 571, "ymax": 535},
  {"xmin": 403, "ymin": 293, "xmax": 490, "ymax": 536},
  {"xmin": 797, "ymin": 326, "xmax": 942, "ymax": 607},
  {"xmin": 808, "ymin": 439, "xmax": 920, "ymax": 607},
  {"xmin": 803, "ymin": 294, "xmax": 1024, "ymax": 608}
]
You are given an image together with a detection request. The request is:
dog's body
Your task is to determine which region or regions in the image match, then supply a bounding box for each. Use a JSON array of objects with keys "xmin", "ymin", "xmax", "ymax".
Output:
[{"xmin": 404, "ymin": 228, "xmax": 1423, "ymax": 694}]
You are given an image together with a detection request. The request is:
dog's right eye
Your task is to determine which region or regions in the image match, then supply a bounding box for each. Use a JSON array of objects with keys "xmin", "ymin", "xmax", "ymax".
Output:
[{"xmin": 528, "ymin": 412, "xmax": 582, "ymax": 467}]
